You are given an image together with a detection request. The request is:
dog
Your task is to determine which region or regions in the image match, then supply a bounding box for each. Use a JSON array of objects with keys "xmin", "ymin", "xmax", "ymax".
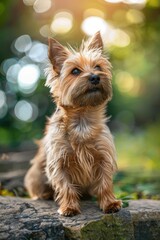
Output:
[{"xmin": 24, "ymin": 31, "xmax": 122, "ymax": 216}]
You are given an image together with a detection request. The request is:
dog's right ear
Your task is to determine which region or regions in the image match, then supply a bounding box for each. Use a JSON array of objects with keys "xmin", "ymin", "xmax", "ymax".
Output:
[
  {"xmin": 84, "ymin": 31, "xmax": 103, "ymax": 52},
  {"xmin": 48, "ymin": 38, "xmax": 69, "ymax": 73}
]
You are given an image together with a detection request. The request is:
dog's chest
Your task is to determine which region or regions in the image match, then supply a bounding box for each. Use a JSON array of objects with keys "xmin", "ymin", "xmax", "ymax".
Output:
[
  {"xmin": 46, "ymin": 113, "xmax": 104, "ymax": 185},
  {"xmin": 66, "ymin": 143, "xmax": 99, "ymax": 185},
  {"xmin": 66, "ymin": 120, "xmax": 102, "ymax": 183},
  {"xmin": 67, "ymin": 115, "xmax": 98, "ymax": 143}
]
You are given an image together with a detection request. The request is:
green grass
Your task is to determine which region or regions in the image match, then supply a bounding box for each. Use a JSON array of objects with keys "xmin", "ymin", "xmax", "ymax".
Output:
[{"xmin": 114, "ymin": 122, "xmax": 160, "ymax": 201}]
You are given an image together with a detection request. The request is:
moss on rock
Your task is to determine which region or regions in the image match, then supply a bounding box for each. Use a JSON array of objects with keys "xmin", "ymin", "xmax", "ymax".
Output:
[{"xmin": 80, "ymin": 210, "xmax": 134, "ymax": 240}]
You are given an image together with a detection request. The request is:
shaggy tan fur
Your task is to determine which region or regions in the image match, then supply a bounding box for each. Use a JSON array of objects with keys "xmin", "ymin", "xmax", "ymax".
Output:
[{"xmin": 24, "ymin": 32, "xmax": 122, "ymax": 216}]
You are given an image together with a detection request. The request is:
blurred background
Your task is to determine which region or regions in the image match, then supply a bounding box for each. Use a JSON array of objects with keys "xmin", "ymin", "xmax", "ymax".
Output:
[{"xmin": 0, "ymin": 0, "xmax": 159, "ymax": 200}]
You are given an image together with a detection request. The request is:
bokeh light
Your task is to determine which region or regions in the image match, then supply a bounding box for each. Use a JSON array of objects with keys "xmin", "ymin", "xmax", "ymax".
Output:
[
  {"xmin": 0, "ymin": 104, "xmax": 8, "ymax": 119},
  {"xmin": 81, "ymin": 16, "xmax": 112, "ymax": 36},
  {"xmin": 23, "ymin": 0, "xmax": 36, "ymax": 6},
  {"xmin": 14, "ymin": 100, "xmax": 38, "ymax": 122},
  {"xmin": 50, "ymin": 11, "xmax": 73, "ymax": 34},
  {"xmin": 33, "ymin": 0, "xmax": 52, "ymax": 13},
  {"xmin": 83, "ymin": 8, "xmax": 105, "ymax": 18},
  {"xmin": 115, "ymin": 71, "xmax": 135, "ymax": 93},
  {"xmin": 18, "ymin": 56, "xmax": 32, "ymax": 67},
  {"xmin": 14, "ymin": 35, "xmax": 32, "ymax": 53},
  {"xmin": 125, "ymin": 0, "xmax": 147, "ymax": 4},
  {"xmin": 104, "ymin": 0, "xmax": 147, "ymax": 4},
  {"xmin": 104, "ymin": 0, "xmax": 121, "ymax": 3},
  {"xmin": 126, "ymin": 9, "xmax": 145, "ymax": 24},
  {"xmin": 27, "ymin": 42, "xmax": 48, "ymax": 62},
  {"xmin": 0, "ymin": 90, "xmax": 6, "ymax": 109},
  {"xmin": 1, "ymin": 58, "xmax": 18, "ymax": 75},
  {"xmin": 17, "ymin": 64, "xmax": 40, "ymax": 94},
  {"xmin": 115, "ymin": 71, "xmax": 141, "ymax": 96},
  {"xmin": 109, "ymin": 29, "xmax": 130, "ymax": 47},
  {"xmin": 0, "ymin": 90, "xmax": 8, "ymax": 119},
  {"xmin": 6, "ymin": 64, "xmax": 21, "ymax": 84},
  {"xmin": 39, "ymin": 25, "xmax": 51, "ymax": 38}
]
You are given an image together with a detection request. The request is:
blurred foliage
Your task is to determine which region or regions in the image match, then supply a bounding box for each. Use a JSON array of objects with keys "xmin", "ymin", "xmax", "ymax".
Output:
[
  {"xmin": 114, "ymin": 169, "xmax": 160, "ymax": 201},
  {"xmin": 0, "ymin": 189, "xmax": 14, "ymax": 197},
  {"xmin": 115, "ymin": 122, "xmax": 160, "ymax": 171}
]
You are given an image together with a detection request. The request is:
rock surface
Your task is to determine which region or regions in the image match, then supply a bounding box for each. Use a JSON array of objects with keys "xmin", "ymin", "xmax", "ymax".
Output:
[{"xmin": 0, "ymin": 197, "xmax": 160, "ymax": 240}]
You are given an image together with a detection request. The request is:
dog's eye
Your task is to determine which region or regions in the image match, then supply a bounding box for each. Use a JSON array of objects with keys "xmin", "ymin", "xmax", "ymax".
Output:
[
  {"xmin": 71, "ymin": 68, "xmax": 81, "ymax": 75},
  {"xmin": 94, "ymin": 65, "xmax": 101, "ymax": 71}
]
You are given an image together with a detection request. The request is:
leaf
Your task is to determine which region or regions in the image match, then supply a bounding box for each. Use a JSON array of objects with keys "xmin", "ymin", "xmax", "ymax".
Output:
[
  {"xmin": 122, "ymin": 201, "xmax": 129, "ymax": 208},
  {"xmin": 0, "ymin": 189, "xmax": 14, "ymax": 197}
]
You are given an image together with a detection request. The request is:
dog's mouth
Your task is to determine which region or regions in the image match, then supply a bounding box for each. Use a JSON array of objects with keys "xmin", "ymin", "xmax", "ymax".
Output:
[
  {"xmin": 87, "ymin": 87, "xmax": 101, "ymax": 93},
  {"xmin": 71, "ymin": 85, "xmax": 110, "ymax": 107}
]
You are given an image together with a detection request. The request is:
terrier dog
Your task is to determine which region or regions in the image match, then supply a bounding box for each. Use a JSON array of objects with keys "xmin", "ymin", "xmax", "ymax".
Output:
[{"xmin": 24, "ymin": 32, "xmax": 122, "ymax": 216}]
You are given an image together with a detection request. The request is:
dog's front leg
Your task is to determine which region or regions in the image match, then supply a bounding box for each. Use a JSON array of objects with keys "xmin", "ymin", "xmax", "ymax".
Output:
[
  {"xmin": 92, "ymin": 161, "xmax": 122, "ymax": 213},
  {"xmin": 46, "ymin": 157, "xmax": 81, "ymax": 216}
]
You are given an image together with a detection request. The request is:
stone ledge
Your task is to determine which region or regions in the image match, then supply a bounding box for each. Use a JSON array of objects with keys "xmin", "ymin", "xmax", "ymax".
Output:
[{"xmin": 0, "ymin": 197, "xmax": 160, "ymax": 240}]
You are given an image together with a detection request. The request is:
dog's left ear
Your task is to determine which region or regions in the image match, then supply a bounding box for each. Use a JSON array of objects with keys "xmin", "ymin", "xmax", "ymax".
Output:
[
  {"xmin": 48, "ymin": 38, "xmax": 70, "ymax": 73},
  {"xmin": 87, "ymin": 31, "xmax": 103, "ymax": 51}
]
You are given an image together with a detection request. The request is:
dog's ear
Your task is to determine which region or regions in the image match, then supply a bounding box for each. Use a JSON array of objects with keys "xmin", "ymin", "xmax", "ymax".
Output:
[
  {"xmin": 48, "ymin": 38, "xmax": 70, "ymax": 73},
  {"xmin": 86, "ymin": 31, "xmax": 103, "ymax": 51}
]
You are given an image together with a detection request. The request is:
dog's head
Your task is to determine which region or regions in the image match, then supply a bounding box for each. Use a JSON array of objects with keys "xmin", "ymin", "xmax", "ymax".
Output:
[{"xmin": 46, "ymin": 32, "xmax": 112, "ymax": 107}]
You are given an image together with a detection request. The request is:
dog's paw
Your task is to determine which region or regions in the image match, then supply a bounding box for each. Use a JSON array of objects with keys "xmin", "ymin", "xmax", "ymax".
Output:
[
  {"xmin": 104, "ymin": 200, "xmax": 122, "ymax": 214},
  {"xmin": 31, "ymin": 195, "xmax": 39, "ymax": 200},
  {"xmin": 58, "ymin": 206, "xmax": 81, "ymax": 217}
]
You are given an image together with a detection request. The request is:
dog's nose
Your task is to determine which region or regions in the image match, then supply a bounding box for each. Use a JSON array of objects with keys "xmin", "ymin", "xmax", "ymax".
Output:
[{"xmin": 89, "ymin": 74, "xmax": 100, "ymax": 85}]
